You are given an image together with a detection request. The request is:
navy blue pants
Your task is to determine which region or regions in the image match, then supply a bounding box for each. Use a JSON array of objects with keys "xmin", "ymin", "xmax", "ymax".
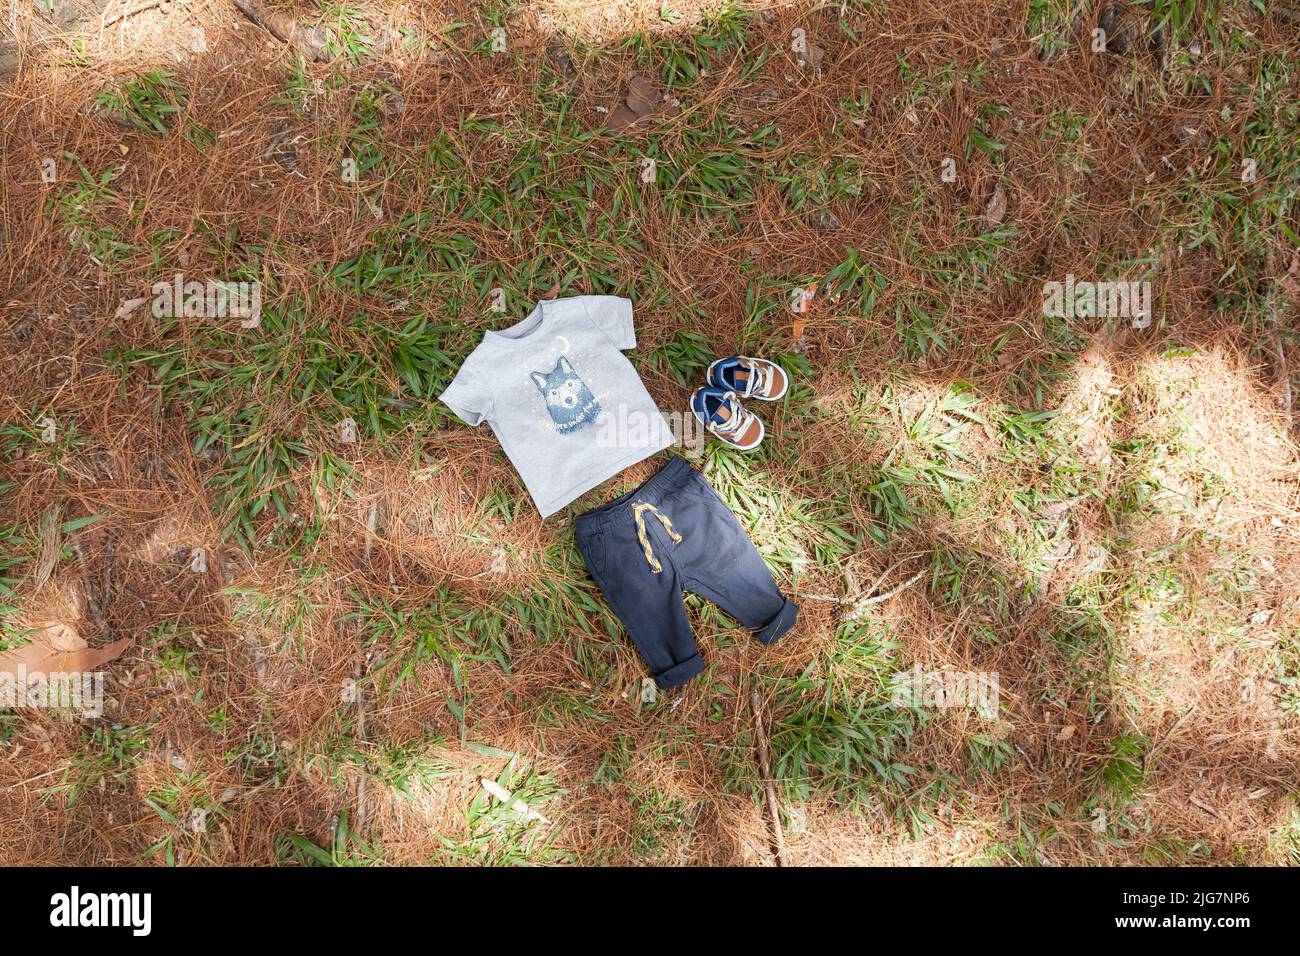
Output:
[{"xmin": 576, "ymin": 457, "xmax": 798, "ymax": 688}]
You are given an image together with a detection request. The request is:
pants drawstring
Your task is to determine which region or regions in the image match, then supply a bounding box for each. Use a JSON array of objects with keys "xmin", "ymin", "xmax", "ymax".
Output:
[{"xmin": 632, "ymin": 502, "xmax": 682, "ymax": 573}]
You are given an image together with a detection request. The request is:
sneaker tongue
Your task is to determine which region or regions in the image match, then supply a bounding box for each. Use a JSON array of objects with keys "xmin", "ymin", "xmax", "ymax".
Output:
[
  {"xmin": 712, "ymin": 392, "xmax": 742, "ymax": 431},
  {"xmin": 732, "ymin": 359, "xmax": 769, "ymax": 397}
]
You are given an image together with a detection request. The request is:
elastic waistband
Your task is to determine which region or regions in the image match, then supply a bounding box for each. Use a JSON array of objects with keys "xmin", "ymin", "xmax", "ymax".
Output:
[{"xmin": 576, "ymin": 456, "xmax": 693, "ymax": 535}]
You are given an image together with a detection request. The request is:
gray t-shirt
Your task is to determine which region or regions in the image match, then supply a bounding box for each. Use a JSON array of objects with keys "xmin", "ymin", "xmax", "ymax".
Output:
[{"xmin": 440, "ymin": 296, "xmax": 674, "ymax": 518}]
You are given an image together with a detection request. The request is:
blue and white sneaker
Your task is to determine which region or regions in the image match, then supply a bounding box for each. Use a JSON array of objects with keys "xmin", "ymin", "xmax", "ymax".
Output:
[
  {"xmin": 706, "ymin": 356, "xmax": 789, "ymax": 401},
  {"xmin": 690, "ymin": 386, "xmax": 764, "ymax": 451}
]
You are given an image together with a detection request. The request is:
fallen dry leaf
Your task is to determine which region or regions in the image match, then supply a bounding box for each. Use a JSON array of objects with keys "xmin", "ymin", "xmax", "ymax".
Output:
[
  {"xmin": 609, "ymin": 74, "xmax": 665, "ymax": 132},
  {"xmin": 114, "ymin": 296, "xmax": 149, "ymax": 321},
  {"xmin": 626, "ymin": 74, "xmax": 660, "ymax": 115},
  {"xmin": 638, "ymin": 676, "xmax": 657, "ymax": 704},
  {"xmin": 984, "ymin": 183, "xmax": 1008, "ymax": 228},
  {"xmin": 40, "ymin": 621, "xmax": 84, "ymax": 654},
  {"xmin": 607, "ymin": 104, "xmax": 639, "ymax": 131},
  {"xmin": 0, "ymin": 620, "xmax": 132, "ymax": 678}
]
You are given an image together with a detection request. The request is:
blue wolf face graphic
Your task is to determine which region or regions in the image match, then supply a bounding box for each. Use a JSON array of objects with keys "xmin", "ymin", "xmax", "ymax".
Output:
[{"xmin": 531, "ymin": 356, "xmax": 600, "ymax": 433}]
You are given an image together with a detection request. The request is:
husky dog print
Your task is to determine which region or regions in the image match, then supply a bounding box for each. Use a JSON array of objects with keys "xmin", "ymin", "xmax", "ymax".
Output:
[{"xmin": 531, "ymin": 356, "xmax": 601, "ymax": 432}]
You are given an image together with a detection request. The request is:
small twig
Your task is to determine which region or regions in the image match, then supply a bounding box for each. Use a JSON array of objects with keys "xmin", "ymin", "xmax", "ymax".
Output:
[
  {"xmin": 1263, "ymin": 238, "xmax": 1296, "ymax": 438},
  {"xmin": 346, "ymin": 611, "xmax": 372, "ymax": 837},
  {"xmin": 32, "ymin": 501, "xmax": 63, "ymax": 592},
  {"xmin": 232, "ymin": 0, "xmax": 333, "ymax": 62},
  {"xmin": 1188, "ymin": 793, "xmax": 1223, "ymax": 820},
  {"xmin": 857, "ymin": 558, "xmax": 909, "ymax": 599},
  {"xmin": 798, "ymin": 557, "xmax": 923, "ymax": 613},
  {"xmin": 751, "ymin": 689, "xmax": 788, "ymax": 867},
  {"xmin": 1266, "ymin": 287, "xmax": 1294, "ymax": 435},
  {"xmin": 1145, "ymin": 705, "xmax": 1195, "ymax": 765},
  {"xmin": 100, "ymin": 0, "xmax": 166, "ymax": 33},
  {"xmin": 230, "ymin": 776, "xmax": 280, "ymax": 802},
  {"xmin": 363, "ymin": 498, "xmax": 380, "ymax": 560},
  {"xmin": 71, "ymin": 529, "xmax": 114, "ymax": 640},
  {"xmin": 1151, "ymin": 21, "xmax": 1168, "ymax": 75},
  {"xmin": 353, "ymin": 653, "xmax": 369, "ymax": 835},
  {"xmin": 842, "ymin": 569, "xmax": 927, "ymax": 619},
  {"xmin": 101, "ymin": 542, "xmax": 116, "ymax": 614},
  {"xmin": 798, "ymin": 592, "xmax": 842, "ymax": 603}
]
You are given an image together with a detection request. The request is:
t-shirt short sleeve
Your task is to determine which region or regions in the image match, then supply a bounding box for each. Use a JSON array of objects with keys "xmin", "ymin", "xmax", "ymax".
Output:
[
  {"xmin": 439, "ymin": 360, "xmax": 494, "ymax": 426},
  {"xmin": 582, "ymin": 296, "xmax": 635, "ymax": 350}
]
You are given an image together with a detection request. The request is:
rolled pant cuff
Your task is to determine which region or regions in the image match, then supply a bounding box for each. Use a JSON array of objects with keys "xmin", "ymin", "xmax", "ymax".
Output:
[
  {"xmin": 753, "ymin": 598, "xmax": 798, "ymax": 645},
  {"xmin": 654, "ymin": 655, "xmax": 704, "ymax": 689}
]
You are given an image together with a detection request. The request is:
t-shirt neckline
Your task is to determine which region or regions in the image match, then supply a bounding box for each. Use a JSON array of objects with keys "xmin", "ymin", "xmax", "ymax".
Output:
[{"xmin": 485, "ymin": 300, "xmax": 554, "ymax": 346}]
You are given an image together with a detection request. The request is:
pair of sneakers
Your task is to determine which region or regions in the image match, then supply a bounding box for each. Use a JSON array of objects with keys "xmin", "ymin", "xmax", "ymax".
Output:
[{"xmin": 689, "ymin": 356, "xmax": 789, "ymax": 451}]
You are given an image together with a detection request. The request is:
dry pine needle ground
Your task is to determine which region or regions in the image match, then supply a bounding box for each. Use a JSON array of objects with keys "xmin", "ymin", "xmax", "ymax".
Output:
[{"xmin": 0, "ymin": 0, "xmax": 1298, "ymax": 865}]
